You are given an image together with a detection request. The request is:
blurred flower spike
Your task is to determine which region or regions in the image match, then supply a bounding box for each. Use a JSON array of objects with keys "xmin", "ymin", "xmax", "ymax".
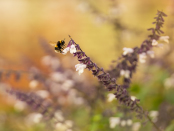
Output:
[
  {"xmin": 50, "ymin": 11, "xmax": 168, "ymax": 131},
  {"xmin": 66, "ymin": 36, "xmax": 143, "ymax": 116}
]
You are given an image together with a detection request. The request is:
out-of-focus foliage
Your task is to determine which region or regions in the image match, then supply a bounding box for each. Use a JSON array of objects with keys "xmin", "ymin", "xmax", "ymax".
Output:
[{"xmin": 0, "ymin": 0, "xmax": 174, "ymax": 131}]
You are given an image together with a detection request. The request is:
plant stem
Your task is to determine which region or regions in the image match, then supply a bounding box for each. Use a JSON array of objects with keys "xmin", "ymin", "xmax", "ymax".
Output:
[{"xmin": 136, "ymin": 103, "xmax": 162, "ymax": 131}]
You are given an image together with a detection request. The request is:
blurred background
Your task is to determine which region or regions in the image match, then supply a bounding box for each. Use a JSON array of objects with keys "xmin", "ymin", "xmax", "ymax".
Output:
[{"xmin": 0, "ymin": 0, "xmax": 174, "ymax": 131}]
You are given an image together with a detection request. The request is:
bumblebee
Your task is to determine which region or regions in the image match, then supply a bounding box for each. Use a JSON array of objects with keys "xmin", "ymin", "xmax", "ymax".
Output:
[{"xmin": 50, "ymin": 40, "xmax": 66, "ymax": 53}]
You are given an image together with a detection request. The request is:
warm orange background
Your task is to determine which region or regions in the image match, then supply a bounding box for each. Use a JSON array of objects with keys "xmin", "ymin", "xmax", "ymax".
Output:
[
  {"xmin": 0, "ymin": 0, "xmax": 174, "ymax": 130},
  {"xmin": 0, "ymin": 0, "xmax": 172, "ymax": 68}
]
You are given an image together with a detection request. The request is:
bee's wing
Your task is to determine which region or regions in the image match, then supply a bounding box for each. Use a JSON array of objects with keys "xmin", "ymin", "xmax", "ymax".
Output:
[{"xmin": 49, "ymin": 41, "xmax": 57, "ymax": 46}]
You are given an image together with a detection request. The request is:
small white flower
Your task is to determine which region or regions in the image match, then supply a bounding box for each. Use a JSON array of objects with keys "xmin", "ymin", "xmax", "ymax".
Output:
[
  {"xmin": 33, "ymin": 113, "xmax": 43, "ymax": 123},
  {"xmin": 107, "ymin": 93, "xmax": 115, "ymax": 102},
  {"xmin": 147, "ymin": 50, "xmax": 155, "ymax": 58},
  {"xmin": 26, "ymin": 113, "xmax": 43, "ymax": 124},
  {"xmin": 50, "ymin": 72, "xmax": 66, "ymax": 82},
  {"xmin": 123, "ymin": 47, "xmax": 134, "ymax": 55},
  {"xmin": 152, "ymin": 39, "xmax": 158, "ymax": 46},
  {"xmin": 75, "ymin": 63, "xmax": 86, "ymax": 75},
  {"xmin": 14, "ymin": 100, "xmax": 27, "ymax": 111},
  {"xmin": 132, "ymin": 122, "xmax": 141, "ymax": 131},
  {"xmin": 61, "ymin": 80, "xmax": 74, "ymax": 91},
  {"xmin": 35, "ymin": 90, "xmax": 49, "ymax": 99},
  {"xmin": 65, "ymin": 120, "xmax": 73, "ymax": 128},
  {"xmin": 70, "ymin": 45, "xmax": 76, "ymax": 54},
  {"xmin": 159, "ymin": 36, "xmax": 169, "ymax": 43},
  {"xmin": 126, "ymin": 119, "xmax": 132, "ymax": 126},
  {"xmin": 164, "ymin": 78, "xmax": 174, "ymax": 89},
  {"xmin": 109, "ymin": 117, "xmax": 120, "ymax": 128},
  {"xmin": 54, "ymin": 111, "xmax": 64, "ymax": 121},
  {"xmin": 120, "ymin": 70, "xmax": 130, "ymax": 78},
  {"xmin": 29, "ymin": 80, "xmax": 39, "ymax": 89},
  {"xmin": 55, "ymin": 123, "xmax": 67, "ymax": 130},
  {"xmin": 62, "ymin": 47, "xmax": 70, "ymax": 55},
  {"xmin": 139, "ymin": 53, "xmax": 146, "ymax": 63},
  {"xmin": 131, "ymin": 96, "xmax": 136, "ymax": 101},
  {"xmin": 120, "ymin": 120, "xmax": 126, "ymax": 127},
  {"xmin": 149, "ymin": 111, "xmax": 158, "ymax": 118}
]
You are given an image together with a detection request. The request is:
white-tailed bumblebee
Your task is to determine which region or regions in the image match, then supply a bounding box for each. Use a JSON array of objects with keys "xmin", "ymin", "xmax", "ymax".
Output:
[{"xmin": 49, "ymin": 40, "xmax": 66, "ymax": 53}]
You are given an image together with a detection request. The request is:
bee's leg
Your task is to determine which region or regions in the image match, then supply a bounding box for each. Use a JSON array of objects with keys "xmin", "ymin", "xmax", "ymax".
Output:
[{"xmin": 60, "ymin": 50, "xmax": 63, "ymax": 53}]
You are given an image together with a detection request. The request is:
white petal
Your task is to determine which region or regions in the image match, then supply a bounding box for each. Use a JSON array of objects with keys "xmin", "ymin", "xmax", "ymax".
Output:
[
  {"xmin": 120, "ymin": 70, "xmax": 130, "ymax": 78},
  {"xmin": 36, "ymin": 90, "xmax": 49, "ymax": 99},
  {"xmin": 55, "ymin": 123, "xmax": 67, "ymax": 130},
  {"xmin": 120, "ymin": 120, "xmax": 126, "ymax": 127},
  {"xmin": 29, "ymin": 80, "xmax": 38, "ymax": 89},
  {"xmin": 131, "ymin": 96, "xmax": 136, "ymax": 101},
  {"xmin": 107, "ymin": 93, "xmax": 115, "ymax": 102},
  {"xmin": 123, "ymin": 47, "xmax": 134, "ymax": 55},
  {"xmin": 54, "ymin": 111, "xmax": 64, "ymax": 121},
  {"xmin": 75, "ymin": 64, "xmax": 81, "ymax": 71},
  {"xmin": 76, "ymin": 66, "xmax": 80, "ymax": 71},
  {"xmin": 75, "ymin": 63, "xmax": 86, "ymax": 75},
  {"xmin": 62, "ymin": 47, "xmax": 70, "ymax": 55},
  {"xmin": 152, "ymin": 39, "xmax": 158, "ymax": 46},
  {"xmin": 70, "ymin": 45, "xmax": 77, "ymax": 54},
  {"xmin": 65, "ymin": 120, "xmax": 73, "ymax": 128},
  {"xmin": 109, "ymin": 117, "xmax": 120, "ymax": 128},
  {"xmin": 164, "ymin": 78, "xmax": 173, "ymax": 88},
  {"xmin": 147, "ymin": 50, "xmax": 155, "ymax": 58},
  {"xmin": 132, "ymin": 122, "xmax": 141, "ymax": 131},
  {"xmin": 120, "ymin": 70, "xmax": 125, "ymax": 76},
  {"xmin": 75, "ymin": 64, "xmax": 81, "ymax": 68},
  {"xmin": 78, "ymin": 69, "xmax": 84, "ymax": 75},
  {"xmin": 139, "ymin": 53, "xmax": 146, "ymax": 63},
  {"xmin": 126, "ymin": 119, "xmax": 132, "ymax": 126},
  {"xmin": 81, "ymin": 64, "xmax": 87, "ymax": 69},
  {"xmin": 159, "ymin": 36, "xmax": 169, "ymax": 43},
  {"xmin": 14, "ymin": 101, "xmax": 27, "ymax": 111},
  {"xmin": 149, "ymin": 111, "xmax": 158, "ymax": 118},
  {"xmin": 124, "ymin": 70, "xmax": 130, "ymax": 78}
]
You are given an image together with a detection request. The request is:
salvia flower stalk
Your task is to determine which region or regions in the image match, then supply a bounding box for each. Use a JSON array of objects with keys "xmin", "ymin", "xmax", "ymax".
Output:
[
  {"xmin": 108, "ymin": 10, "xmax": 168, "ymax": 89},
  {"xmin": 65, "ymin": 36, "xmax": 143, "ymax": 116},
  {"xmin": 57, "ymin": 11, "xmax": 168, "ymax": 131}
]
